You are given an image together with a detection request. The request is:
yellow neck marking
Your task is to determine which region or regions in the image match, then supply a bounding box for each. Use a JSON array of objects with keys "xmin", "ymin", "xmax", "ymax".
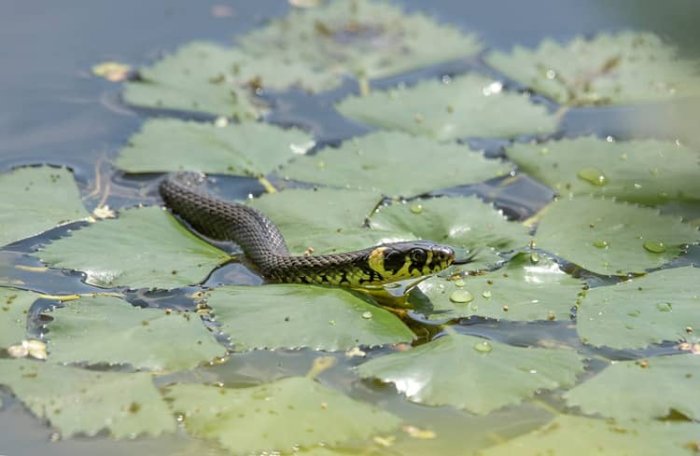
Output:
[{"xmin": 368, "ymin": 247, "xmax": 387, "ymax": 274}]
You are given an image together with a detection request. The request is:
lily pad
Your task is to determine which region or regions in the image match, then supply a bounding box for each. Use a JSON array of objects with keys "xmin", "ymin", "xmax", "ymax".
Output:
[
  {"xmin": 47, "ymin": 295, "xmax": 225, "ymax": 371},
  {"xmin": 116, "ymin": 119, "xmax": 314, "ymax": 177},
  {"xmin": 487, "ymin": 32, "xmax": 700, "ymax": 106},
  {"xmin": 248, "ymin": 187, "xmax": 397, "ymax": 255},
  {"xmin": 239, "ymin": 1, "xmax": 481, "ymax": 89},
  {"xmin": 0, "ymin": 166, "xmax": 89, "ymax": 248},
  {"xmin": 280, "ymin": 131, "xmax": 512, "ymax": 197},
  {"xmin": 480, "ymin": 415, "xmax": 700, "ymax": 456},
  {"xmin": 507, "ymin": 137, "xmax": 700, "ymax": 204},
  {"xmin": 356, "ymin": 333, "xmax": 583, "ymax": 414},
  {"xmin": 415, "ymin": 252, "xmax": 583, "ymax": 321},
  {"xmin": 0, "ymin": 359, "xmax": 175, "ymax": 438},
  {"xmin": 533, "ymin": 196, "xmax": 699, "ymax": 275},
  {"xmin": 337, "ymin": 74, "xmax": 558, "ymax": 141},
  {"xmin": 38, "ymin": 206, "xmax": 230, "ymax": 289},
  {"xmin": 577, "ymin": 267, "xmax": 700, "ymax": 349},
  {"xmin": 564, "ymin": 354, "xmax": 700, "ymax": 421},
  {"xmin": 165, "ymin": 376, "xmax": 402, "ymax": 454},
  {"xmin": 0, "ymin": 288, "xmax": 38, "ymax": 349},
  {"xmin": 369, "ymin": 196, "xmax": 531, "ymax": 270},
  {"xmin": 209, "ymin": 285, "xmax": 414, "ymax": 351}
]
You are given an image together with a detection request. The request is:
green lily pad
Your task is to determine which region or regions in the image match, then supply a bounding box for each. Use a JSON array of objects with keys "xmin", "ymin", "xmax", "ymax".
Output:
[
  {"xmin": 577, "ymin": 267, "xmax": 700, "ymax": 349},
  {"xmin": 487, "ymin": 32, "xmax": 700, "ymax": 106},
  {"xmin": 507, "ymin": 137, "xmax": 700, "ymax": 204},
  {"xmin": 38, "ymin": 206, "xmax": 230, "ymax": 289},
  {"xmin": 0, "ymin": 166, "xmax": 89, "ymax": 248},
  {"xmin": 0, "ymin": 288, "xmax": 38, "ymax": 349},
  {"xmin": 165, "ymin": 376, "xmax": 402, "ymax": 454},
  {"xmin": 248, "ymin": 187, "xmax": 398, "ymax": 255},
  {"xmin": 564, "ymin": 354, "xmax": 700, "ymax": 421},
  {"xmin": 0, "ymin": 359, "xmax": 175, "ymax": 438},
  {"xmin": 47, "ymin": 295, "xmax": 225, "ymax": 370},
  {"xmin": 336, "ymin": 74, "xmax": 558, "ymax": 141},
  {"xmin": 480, "ymin": 415, "xmax": 700, "ymax": 456},
  {"xmin": 281, "ymin": 131, "xmax": 512, "ymax": 197},
  {"xmin": 209, "ymin": 285, "xmax": 414, "ymax": 351},
  {"xmin": 124, "ymin": 42, "xmax": 261, "ymax": 118},
  {"xmin": 369, "ymin": 196, "xmax": 531, "ymax": 270},
  {"xmin": 416, "ymin": 252, "xmax": 583, "ymax": 321},
  {"xmin": 115, "ymin": 119, "xmax": 314, "ymax": 177},
  {"xmin": 356, "ymin": 333, "xmax": 583, "ymax": 414},
  {"xmin": 534, "ymin": 196, "xmax": 699, "ymax": 275},
  {"xmin": 239, "ymin": 1, "xmax": 481, "ymax": 89}
]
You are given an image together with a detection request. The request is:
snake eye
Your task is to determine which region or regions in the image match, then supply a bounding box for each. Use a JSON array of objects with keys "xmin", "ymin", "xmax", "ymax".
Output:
[{"xmin": 409, "ymin": 248, "xmax": 427, "ymax": 264}]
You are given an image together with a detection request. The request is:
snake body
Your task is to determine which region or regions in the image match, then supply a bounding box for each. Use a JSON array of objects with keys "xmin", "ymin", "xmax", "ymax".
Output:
[{"xmin": 160, "ymin": 174, "xmax": 455, "ymax": 287}]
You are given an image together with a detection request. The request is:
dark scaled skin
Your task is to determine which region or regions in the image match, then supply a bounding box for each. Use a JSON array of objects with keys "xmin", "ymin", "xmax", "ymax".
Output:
[{"xmin": 160, "ymin": 173, "xmax": 456, "ymax": 287}]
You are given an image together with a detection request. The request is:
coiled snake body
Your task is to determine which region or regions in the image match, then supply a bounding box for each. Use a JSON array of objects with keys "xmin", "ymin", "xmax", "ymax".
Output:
[{"xmin": 160, "ymin": 174, "xmax": 455, "ymax": 287}]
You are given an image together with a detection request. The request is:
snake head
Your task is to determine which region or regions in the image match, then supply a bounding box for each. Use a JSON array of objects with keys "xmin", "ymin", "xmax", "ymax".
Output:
[{"xmin": 367, "ymin": 241, "xmax": 455, "ymax": 283}]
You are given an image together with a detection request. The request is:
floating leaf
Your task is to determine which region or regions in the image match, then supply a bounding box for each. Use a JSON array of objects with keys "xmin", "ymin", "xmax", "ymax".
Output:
[
  {"xmin": 534, "ymin": 196, "xmax": 699, "ymax": 275},
  {"xmin": 0, "ymin": 166, "xmax": 89, "ymax": 248},
  {"xmin": 357, "ymin": 333, "xmax": 583, "ymax": 414},
  {"xmin": 416, "ymin": 253, "xmax": 583, "ymax": 321},
  {"xmin": 47, "ymin": 295, "xmax": 225, "ymax": 370},
  {"xmin": 577, "ymin": 267, "xmax": 700, "ymax": 349},
  {"xmin": 116, "ymin": 119, "xmax": 314, "ymax": 176},
  {"xmin": 369, "ymin": 196, "xmax": 531, "ymax": 270},
  {"xmin": 248, "ymin": 188, "xmax": 396, "ymax": 255},
  {"xmin": 487, "ymin": 32, "xmax": 700, "ymax": 106},
  {"xmin": 39, "ymin": 206, "xmax": 230, "ymax": 289},
  {"xmin": 239, "ymin": 0, "xmax": 481, "ymax": 89},
  {"xmin": 0, "ymin": 288, "xmax": 38, "ymax": 349},
  {"xmin": 337, "ymin": 74, "xmax": 557, "ymax": 141},
  {"xmin": 480, "ymin": 415, "xmax": 700, "ymax": 456},
  {"xmin": 0, "ymin": 359, "xmax": 175, "ymax": 438},
  {"xmin": 281, "ymin": 131, "xmax": 511, "ymax": 197},
  {"xmin": 564, "ymin": 354, "xmax": 700, "ymax": 421},
  {"xmin": 209, "ymin": 285, "xmax": 414, "ymax": 351},
  {"xmin": 507, "ymin": 137, "xmax": 700, "ymax": 204},
  {"xmin": 165, "ymin": 376, "xmax": 401, "ymax": 454}
]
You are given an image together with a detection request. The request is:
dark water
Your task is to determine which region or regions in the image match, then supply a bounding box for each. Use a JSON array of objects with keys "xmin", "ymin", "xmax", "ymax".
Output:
[{"xmin": 1, "ymin": 1, "xmax": 699, "ymax": 455}]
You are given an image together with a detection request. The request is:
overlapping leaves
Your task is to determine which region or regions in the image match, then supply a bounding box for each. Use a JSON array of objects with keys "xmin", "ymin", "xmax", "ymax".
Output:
[{"xmin": 0, "ymin": 288, "xmax": 38, "ymax": 349}]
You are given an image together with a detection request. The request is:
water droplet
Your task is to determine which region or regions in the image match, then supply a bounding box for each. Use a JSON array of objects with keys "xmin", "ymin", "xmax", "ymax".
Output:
[
  {"xmin": 530, "ymin": 252, "xmax": 540, "ymax": 263},
  {"xmin": 539, "ymin": 147, "xmax": 549, "ymax": 156},
  {"xmin": 482, "ymin": 290, "xmax": 492, "ymax": 299},
  {"xmin": 473, "ymin": 341, "xmax": 492, "ymax": 353},
  {"xmin": 545, "ymin": 69, "xmax": 556, "ymax": 79},
  {"xmin": 577, "ymin": 167, "xmax": 608, "ymax": 186},
  {"xmin": 361, "ymin": 311, "xmax": 373, "ymax": 319},
  {"xmin": 627, "ymin": 310, "xmax": 640, "ymax": 317},
  {"xmin": 656, "ymin": 302, "xmax": 672, "ymax": 312},
  {"xmin": 453, "ymin": 279, "xmax": 465, "ymax": 287},
  {"xmin": 449, "ymin": 290, "xmax": 473, "ymax": 304},
  {"xmin": 410, "ymin": 203, "xmax": 423, "ymax": 214},
  {"xmin": 592, "ymin": 240, "xmax": 609, "ymax": 249},
  {"xmin": 643, "ymin": 241, "xmax": 666, "ymax": 253}
]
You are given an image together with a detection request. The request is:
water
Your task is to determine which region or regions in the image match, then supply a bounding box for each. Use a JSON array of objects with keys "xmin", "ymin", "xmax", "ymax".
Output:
[{"xmin": 1, "ymin": 0, "xmax": 699, "ymax": 454}]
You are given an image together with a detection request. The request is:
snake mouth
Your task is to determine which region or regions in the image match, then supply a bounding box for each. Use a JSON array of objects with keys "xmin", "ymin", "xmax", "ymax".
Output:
[{"xmin": 452, "ymin": 248, "xmax": 480, "ymax": 265}]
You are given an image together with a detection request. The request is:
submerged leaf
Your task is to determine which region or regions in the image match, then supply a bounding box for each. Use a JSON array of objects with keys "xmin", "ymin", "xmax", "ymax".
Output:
[
  {"xmin": 116, "ymin": 119, "xmax": 314, "ymax": 177},
  {"xmin": 38, "ymin": 206, "xmax": 230, "ymax": 289},
  {"xmin": 534, "ymin": 196, "xmax": 699, "ymax": 275},
  {"xmin": 564, "ymin": 354, "xmax": 700, "ymax": 421},
  {"xmin": 281, "ymin": 131, "xmax": 511, "ymax": 196},
  {"xmin": 0, "ymin": 359, "xmax": 175, "ymax": 438},
  {"xmin": 357, "ymin": 333, "xmax": 583, "ymax": 414},
  {"xmin": 577, "ymin": 267, "xmax": 700, "ymax": 349},
  {"xmin": 337, "ymin": 74, "xmax": 558, "ymax": 141},
  {"xmin": 0, "ymin": 166, "xmax": 89, "ymax": 248},
  {"xmin": 209, "ymin": 285, "xmax": 414, "ymax": 351},
  {"xmin": 239, "ymin": 0, "xmax": 481, "ymax": 89},
  {"xmin": 487, "ymin": 32, "xmax": 700, "ymax": 106},
  {"xmin": 369, "ymin": 196, "xmax": 531, "ymax": 270},
  {"xmin": 507, "ymin": 137, "xmax": 700, "ymax": 204},
  {"xmin": 0, "ymin": 288, "xmax": 38, "ymax": 350},
  {"xmin": 47, "ymin": 295, "xmax": 225, "ymax": 370},
  {"xmin": 416, "ymin": 252, "xmax": 583, "ymax": 321},
  {"xmin": 480, "ymin": 415, "xmax": 700, "ymax": 456},
  {"xmin": 166, "ymin": 377, "xmax": 401, "ymax": 454}
]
